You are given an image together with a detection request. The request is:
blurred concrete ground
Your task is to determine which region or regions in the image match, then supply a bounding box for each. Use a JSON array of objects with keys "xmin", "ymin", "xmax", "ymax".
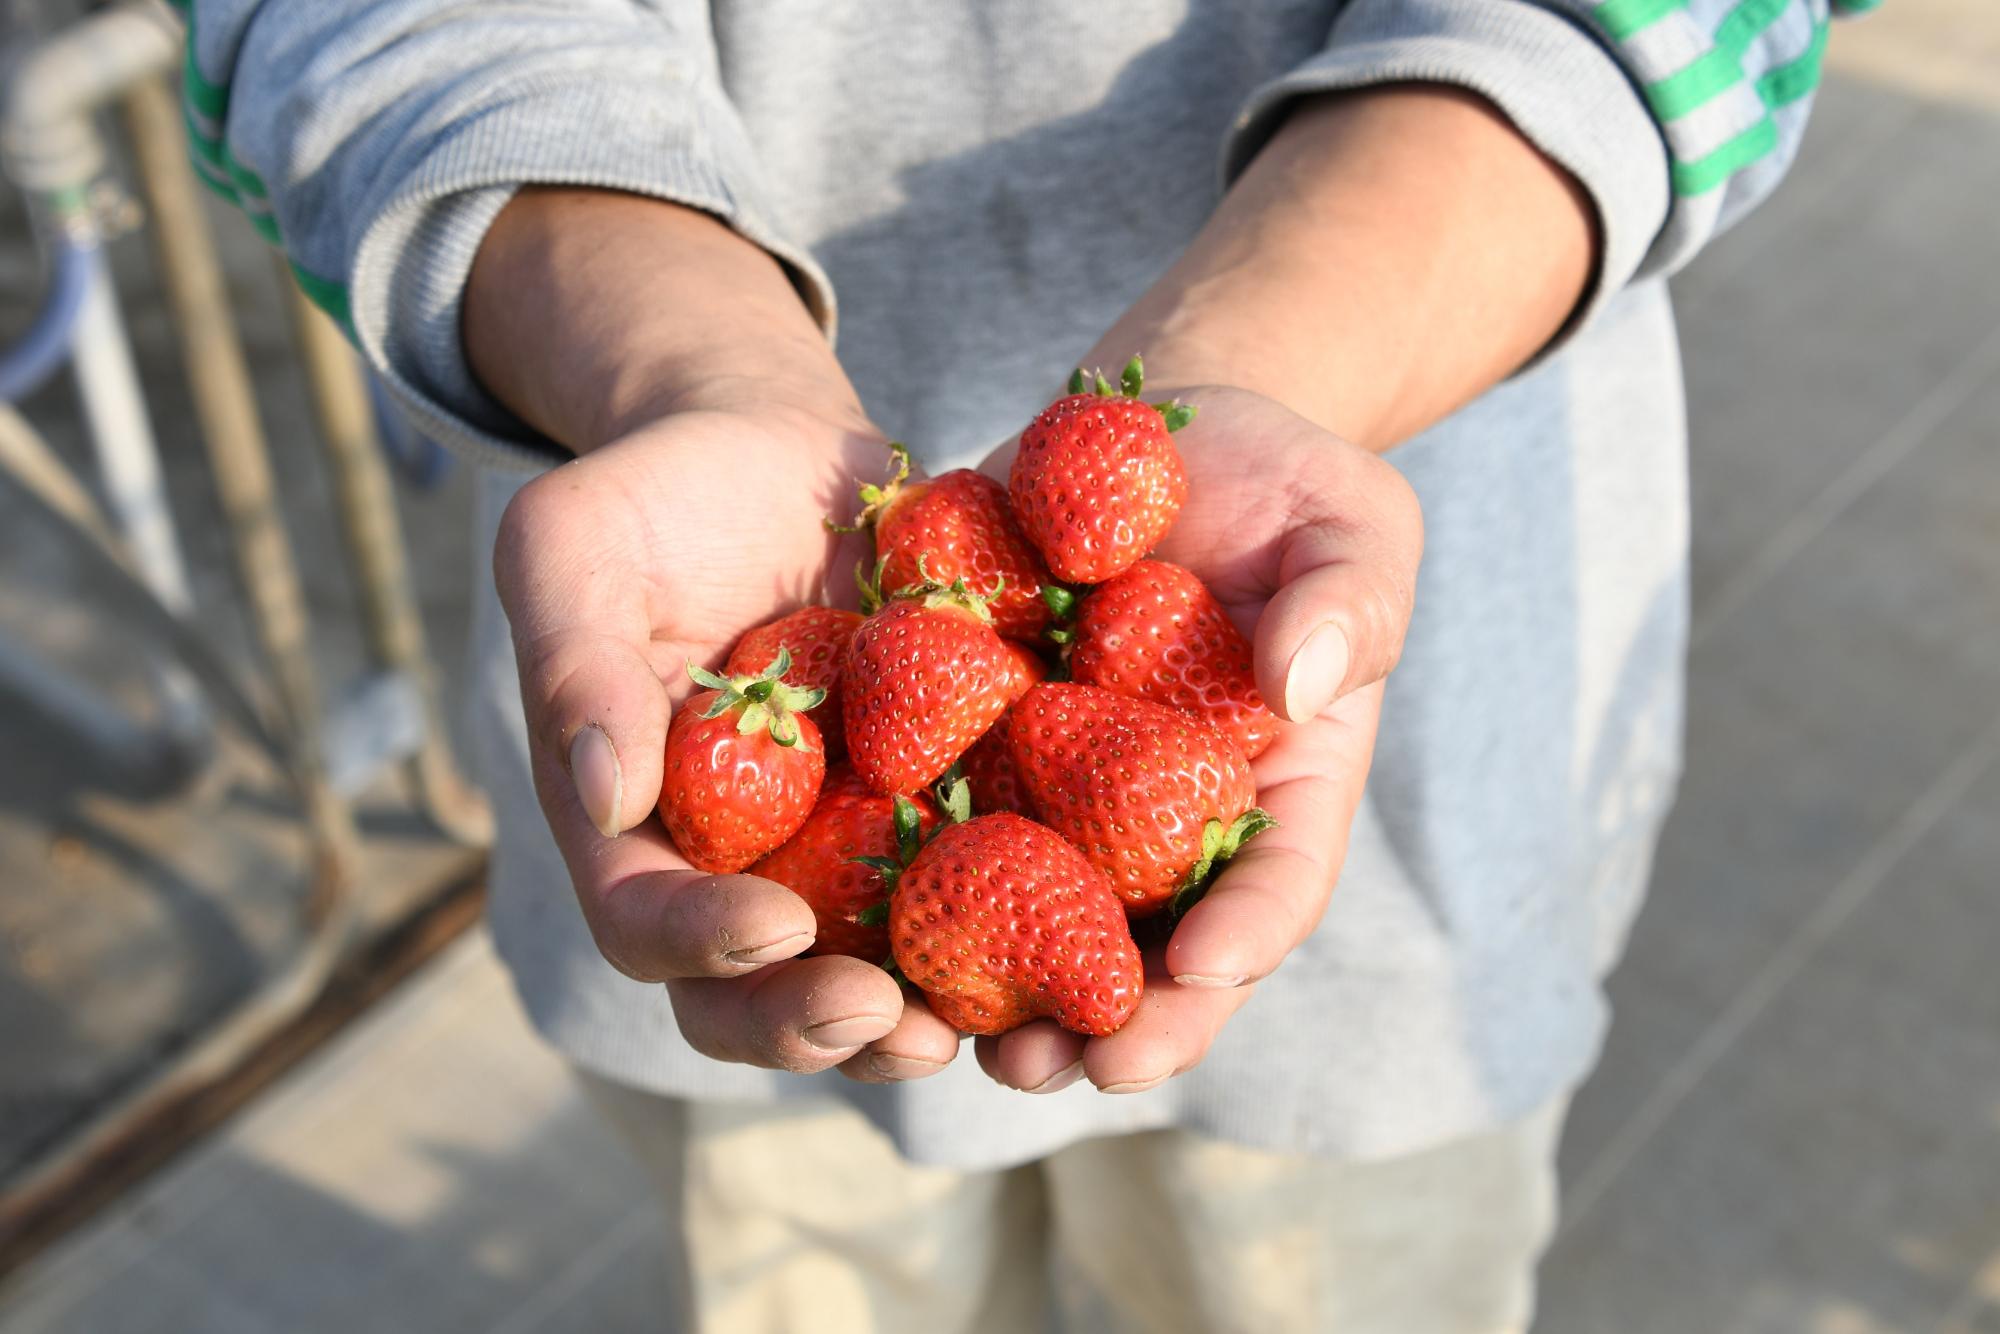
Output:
[{"xmin": 2, "ymin": 1, "xmax": 1998, "ymax": 1330}]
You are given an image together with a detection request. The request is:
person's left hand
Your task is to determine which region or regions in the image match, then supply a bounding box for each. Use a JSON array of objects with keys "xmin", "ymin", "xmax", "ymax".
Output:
[{"xmin": 835, "ymin": 385, "xmax": 1423, "ymax": 1092}]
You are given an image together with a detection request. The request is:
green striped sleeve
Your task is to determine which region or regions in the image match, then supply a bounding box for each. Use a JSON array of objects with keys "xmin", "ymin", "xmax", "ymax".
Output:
[{"xmin": 177, "ymin": 6, "xmax": 354, "ymax": 335}]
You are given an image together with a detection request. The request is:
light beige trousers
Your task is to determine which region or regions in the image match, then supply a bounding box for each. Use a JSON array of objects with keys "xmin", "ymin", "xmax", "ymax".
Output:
[{"xmin": 581, "ymin": 1074, "xmax": 1568, "ymax": 1334}]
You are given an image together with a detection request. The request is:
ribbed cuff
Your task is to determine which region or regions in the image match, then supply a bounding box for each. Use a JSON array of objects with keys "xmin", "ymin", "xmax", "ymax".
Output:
[
  {"xmin": 1221, "ymin": 0, "xmax": 1669, "ymax": 364},
  {"xmin": 346, "ymin": 77, "xmax": 837, "ymax": 473}
]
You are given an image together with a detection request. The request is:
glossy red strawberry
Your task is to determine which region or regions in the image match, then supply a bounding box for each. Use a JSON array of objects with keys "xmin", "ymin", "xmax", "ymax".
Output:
[
  {"xmin": 727, "ymin": 606, "xmax": 863, "ymax": 757},
  {"xmin": 659, "ymin": 650, "xmax": 827, "ymax": 873},
  {"xmin": 1009, "ymin": 355, "xmax": 1192, "ymax": 583},
  {"xmin": 843, "ymin": 575, "xmax": 1017, "ymax": 796},
  {"xmin": 1066, "ymin": 560, "xmax": 1281, "ymax": 758},
  {"xmin": 832, "ymin": 444, "xmax": 1053, "ymax": 640},
  {"xmin": 887, "ymin": 813, "xmax": 1143, "ymax": 1036},
  {"xmin": 1009, "ymin": 682, "xmax": 1273, "ymax": 917},
  {"xmin": 960, "ymin": 640, "xmax": 1047, "ymax": 816},
  {"xmin": 750, "ymin": 765, "xmax": 939, "ymax": 961}
]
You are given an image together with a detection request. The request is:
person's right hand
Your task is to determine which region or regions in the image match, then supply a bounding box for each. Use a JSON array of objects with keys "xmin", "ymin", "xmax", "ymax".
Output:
[{"xmin": 493, "ymin": 402, "xmax": 959, "ymax": 1075}]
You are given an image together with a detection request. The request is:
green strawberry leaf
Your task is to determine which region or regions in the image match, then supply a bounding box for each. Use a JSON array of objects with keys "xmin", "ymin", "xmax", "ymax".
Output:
[
  {"xmin": 1169, "ymin": 809, "xmax": 1279, "ymax": 920},
  {"xmin": 855, "ymin": 900, "xmax": 889, "ymax": 927},
  {"xmin": 687, "ymin": 662, "xmax": 734, "ymax": 692},
  {"xmin": 1068, "ymin": 367, "xmax": 1087, "ymax": 395},
  {"xmin": 936, "ymin": 773, "xmax": 972, "ymax": 825},
  {"xmin": 892, "ymin": 795, "xmax": 926, "ymax": 862},
  {"xmin": 1119, "ymin": 354, "xmax": 1144, "ymax": 399},
  {"xmin": 1157, "ymin": 401, "xmax": 1197, "ymax": 433}
]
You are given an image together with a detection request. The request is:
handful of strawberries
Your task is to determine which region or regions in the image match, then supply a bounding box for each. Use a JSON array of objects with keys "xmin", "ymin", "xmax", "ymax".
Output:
[{"xmin": 657, "ymin": 358, "xmax": 1281, "ymax": 1041}]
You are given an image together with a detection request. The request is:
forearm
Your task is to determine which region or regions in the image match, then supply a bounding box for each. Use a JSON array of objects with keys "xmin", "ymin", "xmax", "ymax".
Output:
[
  {"xmin": 464, "ymin": 187, "xmax": 868, "ymax": 452},
  {"xmin": 1087, "ymin": 85, "xmax": 1596, "ymax": 452}
]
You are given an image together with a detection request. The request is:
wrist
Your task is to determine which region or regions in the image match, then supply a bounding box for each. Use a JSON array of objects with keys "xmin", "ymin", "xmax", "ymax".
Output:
[{"xmin": 465, "ymin": 186, "xmax": 863, "ymax": 453}]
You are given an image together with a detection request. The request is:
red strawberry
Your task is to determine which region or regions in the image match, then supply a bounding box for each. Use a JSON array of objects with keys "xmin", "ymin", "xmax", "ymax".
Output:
[
  {"xmin": 832, "ymin": 444, "xmax": 1054, "ymax": 640},
  {"xmin": 1065, "ymin": 560, "xmax": 1282, "ymax": 758},
  {"xmin": 1009, "ymin": 682, "xmax": 1273, "ymax": 917},
  {"xmin": 1009, "ymin": 355, "xmax": 1192, "ymax": 583},
  {"xmin": 960, "ymin": 641, "xmax": 1047, "ymax": 816},
  {"xmin": 659, "ymin": 650, "xmax": 827, "ymax": 873},
  {"xmin": 997, "ymin": 638, "xmax": 1050, "ymax": 701},
  {"xmin": 750, "ymin": 765, "xmax": 939, "ymax": 961},
  {"xmin": 727, "ymin": 606, "xmax": 863, "ymax": 757},
  {"xmin": 887, "ymin": 813, "xmax": 1143, "ymax": 1036},
  {"xmin": 843, "ymin": 573, "xmax": 1017, "ymax": 796}
]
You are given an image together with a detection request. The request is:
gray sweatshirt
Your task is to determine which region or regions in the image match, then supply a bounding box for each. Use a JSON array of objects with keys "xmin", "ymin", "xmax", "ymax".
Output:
[{"xmin": 183, "ymin": 0, "xmax": 1846, "ymax": 1167}]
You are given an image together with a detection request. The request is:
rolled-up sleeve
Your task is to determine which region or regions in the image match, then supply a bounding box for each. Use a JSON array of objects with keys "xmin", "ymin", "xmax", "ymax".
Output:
[
  {"xmin": 181, "ymin": 0, "xmax": 833, "ymax": 469},
  {"xmin": 1223, "ymin": 0, "xmax": 1844, "ymax": 351}
]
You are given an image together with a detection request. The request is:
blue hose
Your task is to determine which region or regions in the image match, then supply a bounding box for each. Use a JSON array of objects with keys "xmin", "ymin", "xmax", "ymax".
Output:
[{"xmin": 0, "ymin": 233, "xmax": 99, "ymax": 404}]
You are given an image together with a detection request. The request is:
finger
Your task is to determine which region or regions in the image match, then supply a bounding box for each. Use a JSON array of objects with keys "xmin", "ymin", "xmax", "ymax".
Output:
[
  {"xmin": 494, "ymin": 461, "xmax": 671, "ymax": 838},
  {"xmin": 1253, "ymin": 453, "xmax": 1423, "ymax": 721},
  {"xmin": 668, "ymin": 955, "xmax": 904, "ymax": 1073},
  {"xmin": 1082, "ymin": 972, "xmax": 1258, "ymax": 1094},
  {"xmin": 1166, "ymin": 685, "xmax": 1382, "ymax": 987},
  {"xmin": 975, "ymin": 1020, "xmax": 1087, "ymax": 1093},
  {"xmin": 838, "ymin": 996, "xmax": 964, "ymax": 1083}
]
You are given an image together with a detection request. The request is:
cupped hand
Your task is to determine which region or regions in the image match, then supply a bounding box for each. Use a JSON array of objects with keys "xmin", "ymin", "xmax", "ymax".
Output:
[
  {"xmin": 937, "ymin": 385, "xmax": 1424, "ymax": 1095},
  {"xmin": 495, "ymin": 405, "xmax": 951, "ymax": 1076}
]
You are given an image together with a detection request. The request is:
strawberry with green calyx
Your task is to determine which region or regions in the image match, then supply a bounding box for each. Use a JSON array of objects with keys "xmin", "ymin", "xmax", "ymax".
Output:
[
  {"xmin": 851, "ymin": 772, "xmax": 973, "ymax": 930},
  {"xmin": 1067, "ymin": 560, "xmax": 1282, "ymax": 758},
  {"xmin": 887, "ymin": 812, "xmax": 1144, "ymax": 1036},
  {"xmin": 750, "ymin": 765, "xmax": 940, "ymax": 961},
  {"xmin": 828, "ymin": 442, "xmax": 1056, "ymax": 641},
  {"xmin": 1009, "ymin": 354, "xmax": 1192, "ymax": 584},
  {"xmin": 843, "ymin": 564, "xmax": 1019, "ymax": 797},
  {"xmin": 659, "ymin": 649, "xmax": 828, "ymax": 873},
  {"xmin": 1008, "ymin": 682, "xmax": 1273, "ymax": 917},
  {"xmin": 725, "ymin": 605, "xmax": 863, "ymax": 757}
]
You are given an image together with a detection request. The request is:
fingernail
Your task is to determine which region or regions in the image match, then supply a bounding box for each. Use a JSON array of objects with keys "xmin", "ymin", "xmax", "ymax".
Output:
[
  {"xmin": 1172, "ymin": 973, "xmax": 1249, "ymax": 989},
  {"xmin": 868, "ymin": 1052, "xmax": 946, "ymax": 1080},
  {"xmin": 1023, "ymin": 1060, "xmax": 1085, "ymax": 1095},
  {"xmin": 803, "ymin": 1014, "xmax": 898, "ymax": 1051},
  {"xmin": 1099, "ymin": 1073, "xmax": 1169, "ymax": 1096},
  {"xmin": 570, "ymin": 725, "xmax": 622, "ymax": 837},
  {"xmin": 1283, "ymin": 622, "xmax": 1350, "ymax": 721},
  {"xmin": 724, "ymin": 933, "xmax": 814, "ymax": 968}
]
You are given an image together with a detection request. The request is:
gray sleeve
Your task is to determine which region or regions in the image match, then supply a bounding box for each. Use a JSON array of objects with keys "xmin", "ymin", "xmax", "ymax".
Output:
[
  {"xmin": 181, "ymin": 0, "xmax": 834, "ymax": 470},
  {"xmin": 1222, "ymin": 0, "xmax": 1838, "ymax": 349}
]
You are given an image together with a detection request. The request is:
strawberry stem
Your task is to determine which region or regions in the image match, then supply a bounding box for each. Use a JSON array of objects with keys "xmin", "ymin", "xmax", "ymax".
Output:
[
  {"xmin": 825, "ymin": 441, "xmax": 912, "ymax": 533},
  {"xmin": 855, "ymin": 554, "xmax": 891, "ymax": 614}
]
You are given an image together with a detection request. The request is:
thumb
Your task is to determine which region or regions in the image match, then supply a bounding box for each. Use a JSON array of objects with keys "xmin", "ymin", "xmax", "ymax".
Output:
[
  {"xmin": 1253, "ymin": 460, "xmax": 1423, "ymax": 722},
  {"xmin": 519, "ymin": 630, "xmax": 672, "ymax": 838},
  {"xmin": 495, "ymin": 470, "xmax": 672, "ymax": 839}
]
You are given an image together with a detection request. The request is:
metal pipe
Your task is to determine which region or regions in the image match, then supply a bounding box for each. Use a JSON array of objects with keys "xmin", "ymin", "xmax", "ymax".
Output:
[
  {"xmin": 0, "ymin": 226, "xmax": 97, "ymax": 403},
  {"xmin": 67, "ymin": 228, "xmax": 196, "ymax": 615},
  {"xmin": 0, "ymin": 0, "xmax": 179, "ymax": 197},
  {"xmin": 117, "ymin": 74, "xmax": 359, "ymax": 878},
  {"xmin": 278, "ymin": 274, "xmax": 492, "ymax": 847},
  {"xmin": 0, "ymin": 401, "xmax": 279, "ymax": 769}
]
